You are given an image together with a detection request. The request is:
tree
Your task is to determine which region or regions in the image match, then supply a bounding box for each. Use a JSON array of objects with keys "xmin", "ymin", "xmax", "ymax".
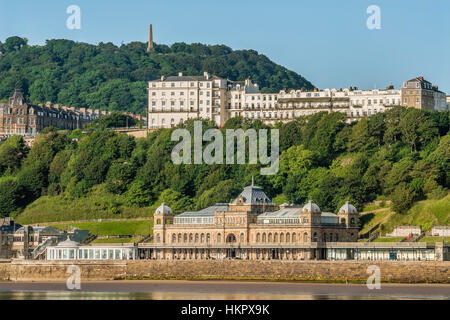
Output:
[
  {"xmin": 0, "ymin": 178, "xmax": 20, "ymax": 217},
  {"xmin": 3, "ymin": 36, "xmax": 27, "ymax": 52},
  {"xmin": 105, "ymin": 162, "xmax": 135, "ymax": 194},
  {"xmin": 391, "ymin": 183, "xmax": 415, "ymax": 214},
  {"xmin": 399, "ymin": 109, "xmax": 438, "ymax": 151}
]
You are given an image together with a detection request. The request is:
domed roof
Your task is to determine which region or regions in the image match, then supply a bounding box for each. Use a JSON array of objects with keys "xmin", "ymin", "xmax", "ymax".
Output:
[
  {"xmin": 232, "ymin": 176, "xmax": 272, "ymax": 205},
  {"xmin": 155, "ymin": 202, "xmax": 173, "ymax": 215},
  {"xmin": 57, "ymin": 236, "xmax": 80, "ymax": 247},
  {"xmin": 339, "ymin": 201, "xmax": 358, "ymax": 214},
  {"xmin": 302, "ymin": 200, "xmax": 321, "ymax": 213}
]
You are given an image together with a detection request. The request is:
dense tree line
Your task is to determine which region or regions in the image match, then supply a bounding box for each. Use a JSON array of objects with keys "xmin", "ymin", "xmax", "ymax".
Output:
[
  {"xmin": 0, "ymin": 36, "xmax": 314, "ymax": 114},
  {"xmin": 0, "ymin": 107, "xmax": 448, "ymax": 219}
]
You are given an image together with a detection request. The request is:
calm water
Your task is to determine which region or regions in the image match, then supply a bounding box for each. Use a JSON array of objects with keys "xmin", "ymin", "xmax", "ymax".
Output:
[{"xmin": 0, "ymin": 281, "xmax": 448, "ymax": 300}]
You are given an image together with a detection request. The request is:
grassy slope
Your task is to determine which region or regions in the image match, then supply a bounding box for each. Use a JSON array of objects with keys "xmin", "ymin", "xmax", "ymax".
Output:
[
  {"xmin": 52, "ymin": 220, "xmax": 153, "ymax": 236},
  {"xmin": 381, "ymin": 194, "xmax": 449, "ymax": 234},
  {"xmin": 360, "ymin": 194, "xmax": 449, "ymax": 236},
  {"xmin": 15, "ymin": 185, "xmax": 152, "ymax": 224}
]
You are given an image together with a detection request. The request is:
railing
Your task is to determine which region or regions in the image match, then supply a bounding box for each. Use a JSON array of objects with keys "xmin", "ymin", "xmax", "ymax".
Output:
[
  {"xmin": 368, "ymin": 231, "xmax": 380, "ymax": 242},
  {"xmin": 31, "ymin": 237, "xmax": 58, "ymax": 260},
  {"xmin": 82, "ymin": 234, "xmax": 97, "ymax": 245}
]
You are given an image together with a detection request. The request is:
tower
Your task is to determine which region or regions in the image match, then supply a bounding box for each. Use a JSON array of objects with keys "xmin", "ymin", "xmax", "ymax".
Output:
[{"xmin": 147, "ymin": 24, "xmax": 154, "ymax": 53}]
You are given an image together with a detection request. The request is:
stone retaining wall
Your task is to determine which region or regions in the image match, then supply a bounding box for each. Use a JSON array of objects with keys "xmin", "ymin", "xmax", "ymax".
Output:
[{"xmin": 0, "ymin": 260, "xmax": 448, "ymax": 283}]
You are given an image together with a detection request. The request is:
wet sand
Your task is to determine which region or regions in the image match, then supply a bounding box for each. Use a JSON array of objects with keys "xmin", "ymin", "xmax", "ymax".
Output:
[{"xmin": 0, "ymin": 280, "xmax": 448, "ymax": 300}]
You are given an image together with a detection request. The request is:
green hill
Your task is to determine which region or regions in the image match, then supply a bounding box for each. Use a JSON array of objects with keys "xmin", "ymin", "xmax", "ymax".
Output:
[
  {"xmin": 360, "ymin": 194, "xmax": 449, "ymax": 237},
  {"xmin": 0, "ymin": 36, "xmax": 314, "ymax": 114}
]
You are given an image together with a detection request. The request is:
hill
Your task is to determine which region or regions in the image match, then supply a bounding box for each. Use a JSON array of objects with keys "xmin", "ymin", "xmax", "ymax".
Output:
[
  {"xmin": 0, "ymin": 107, "xmax": 447, "ymax": 231},
  {"xmin": 0, "ymin": 36, "xmax": 314, "ymax": 114}
]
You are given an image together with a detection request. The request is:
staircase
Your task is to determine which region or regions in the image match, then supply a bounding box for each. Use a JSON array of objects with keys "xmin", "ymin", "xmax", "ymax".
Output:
[
  {"xmin": 138, "ymin": 235, "xmax": 153, "ymax": 244},
  {"xmin": 32, "ymin": 237, "xmax": 58, "ymax": 260},
  {"xmin": 368, "ymin": 231, "xmax": 381, "ymax": 242},
  {"xmin": 82, "ymin": 234, "xmax": 97, "ymax": 245}
]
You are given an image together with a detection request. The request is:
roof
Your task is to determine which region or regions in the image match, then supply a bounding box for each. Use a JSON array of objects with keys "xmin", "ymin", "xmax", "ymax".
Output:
[
  {"xmin": 57, "ymin": 236, "xmax": 80, "ymax": 247},
  {"xmin": 177, "ymin": 204, "xmax": 229, "ymax": 218},
  {"xmin": 155, "ymin": 202, "xmax": 173, "ymax": 215},
  {"xmin": 232, "ymin": 183, "xmax": 272, "ymax": 205},
  {"xmin": 258, "ymin": 207, "xmax": 303, "ymax": 218},
  {"xmin": 157, "ymin": 75, "xmax": 224, "ymax": 82},
  {"xmin": 339, "ymin": 201, "xmax": 358, "ymax": 214},
  {"xmin": 302, "ymin": 200, "xmax": 321, "ymax": 213}
]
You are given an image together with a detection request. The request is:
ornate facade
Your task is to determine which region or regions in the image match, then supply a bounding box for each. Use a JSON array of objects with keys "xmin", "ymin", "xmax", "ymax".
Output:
[{"xmin": 149, "ymin": 182, "xmax": 359, "ymax": 260}]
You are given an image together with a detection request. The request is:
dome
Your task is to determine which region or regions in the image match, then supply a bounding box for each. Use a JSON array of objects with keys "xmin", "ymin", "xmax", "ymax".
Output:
[
  {"xmin": 155, "ymin": 202, "xmax": 173, "ymax": 215},
  {"xmin": 339, "ymin": 201, "xmax": 358, "ymax": 214},
  {"xmin": 57, "ymin": 236, "xmax": 80, "ymax": 247},
  {"xmin": 302, "ymin": 200, "xmax": 321, "ymax": 213}
]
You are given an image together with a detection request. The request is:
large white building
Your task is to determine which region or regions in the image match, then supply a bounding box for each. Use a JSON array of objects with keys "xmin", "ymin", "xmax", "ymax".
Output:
[{"xmin": 148, "ymin": 74, "xmax": 444, "ymax": 129}]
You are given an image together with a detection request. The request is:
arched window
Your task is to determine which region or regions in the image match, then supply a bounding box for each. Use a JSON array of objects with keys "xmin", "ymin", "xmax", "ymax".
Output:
[
  {"xmin": 189, "ymin": 233, "xmax": 193, "ymax": 243},
  {"xmin": 256, "ymin": 233, "xmax": 261, "ymax": 242},
  {"xmin": 161, "ymin": 119, "xmax": 166, "ymax": 126},
  {"xmin": 172, "ymin": 234, "xmax": 176, "ymax": 243},
  {"xmin": 156, "ymin": 234, "xmax": 161, "ymax": 243},
  {"xmin": 240, "ymin": 233, "xmax": 244, "ymax": 243},
  {"xmin": 292, "ymin": 233, "xmax": 297, "ymax": 243},
  {"xmin": 226, "ymin": 234, "xmax": 236, "ymax": 243},
  {"xmin": 329, "ymin": 233, "xmax": 333, "ymax": 242},
  {"xmin": 303, "ymin": 232, "xmax": 308, "ymax": 243},
  {"xmin": 268, "ymin": 233, "xmax": 273, "ymax": 243},
  {"xmin": 313, "ymin": 232, "xmax": 318, "ymax": 242},
  {"xmin": 207, "ymin": 234, "xmax": 210, "ymax": 243},
  {"xmin": 183, "ymin": 233, "xmax": 187, "ymax": 243},
  {"xmin": 350, "ymin": 218, "xmax": 355, "ymax": 225},
  {"xmin": 201, "ymin": 233, "xmax": 205, "ymax": 243},
  {"xmin": 286, "ymin": 233, "xmax": 290, "ymax": 243},
  {"xmin": 217, "ymin": 233, "xmax": 222, "ymax": 243},
  {"xmin": 335, "ymin": 233, "xmax": 339, "ymax": 242},
  {"xmin": 341, "ymin": 218, "xmax": 346, "ymax": 224},
  {"xmin": 195, "ymin": 234, "xmax": 199, "ymax": 243},
  {"xmin": 280, "ymin": 233, "xmax": 284, "ymax": 242},
  {"xmin": 274, "ymin": 233, "xmax": 278, "ymax": 243},
  {"xmin": 156, "ymin": 219, "xmax": 161, "ymax": 225},
  {"xmin": 178, "ymin": 234, "xmax": 182, "ymax": 243},
  {"xmin": 262, "ymin": 233, "xmax": 267, "ymax": 243}
]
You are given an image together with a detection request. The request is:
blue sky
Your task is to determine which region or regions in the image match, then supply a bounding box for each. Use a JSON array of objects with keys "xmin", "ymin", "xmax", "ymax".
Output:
[{"xmin": 1, "ymin": 0, "xmax": 449, "ymax": 93}]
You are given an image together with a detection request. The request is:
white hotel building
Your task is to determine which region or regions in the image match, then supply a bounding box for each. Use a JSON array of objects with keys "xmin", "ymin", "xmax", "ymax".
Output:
[{"xmin": 148, "ymin": 73, "xmax": 440, "ymax": 129}]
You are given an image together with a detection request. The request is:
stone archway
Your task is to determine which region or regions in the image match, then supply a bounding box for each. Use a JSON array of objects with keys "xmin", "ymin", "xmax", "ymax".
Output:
[{"xmin": 226, "ymin": 234, "xmax": 237, "ymax": 243}]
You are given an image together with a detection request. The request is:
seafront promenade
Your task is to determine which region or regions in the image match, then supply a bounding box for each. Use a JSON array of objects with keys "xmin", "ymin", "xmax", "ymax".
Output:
[{"xmin": 0, "ymin": 260, "xmax": 449, "ymax": 283}]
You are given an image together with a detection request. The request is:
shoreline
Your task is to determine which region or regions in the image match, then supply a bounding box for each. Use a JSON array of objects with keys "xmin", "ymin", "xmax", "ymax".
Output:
[{"xmin": 0, "ymin": 280, "xmax": 448, "ymax": 300}]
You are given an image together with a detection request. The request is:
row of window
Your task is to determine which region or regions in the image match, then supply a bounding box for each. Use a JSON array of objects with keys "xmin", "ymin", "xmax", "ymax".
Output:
[
  {"xmin": 156, "ymin": 231, "xmax": 350, "ymax": 244},
  {"xmin": 152, "ymin": 82, "xmax": 213, "ymax": 88}
]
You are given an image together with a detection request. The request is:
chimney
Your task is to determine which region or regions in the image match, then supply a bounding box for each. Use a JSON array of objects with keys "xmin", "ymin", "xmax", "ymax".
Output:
[
  {"xmin": 313, "ymin": 88, "xmax": 318, "ymax": 92},
  {"xmin": 147, "ymin": 24, "xmax": 154, "ymax": 53},
  {"xmin": 161, "ymin": 75, "xmax": 166, "ymax": 81},
  {"xmin": 178, "ymin": 72, "xmax": 183, "ymax": 77},
  {"xmin": 418, "ymin": 76, "xmax": 424, "ymax": 81},
  {"xmin": 203, "ymin": 72, "xmax": 209, "ymax": 80}
]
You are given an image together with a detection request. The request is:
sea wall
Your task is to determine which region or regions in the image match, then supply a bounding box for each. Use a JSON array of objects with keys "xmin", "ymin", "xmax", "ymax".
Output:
[{"xmin": 0, "ymin": 260, "xmax": 449, "ymax": 283}]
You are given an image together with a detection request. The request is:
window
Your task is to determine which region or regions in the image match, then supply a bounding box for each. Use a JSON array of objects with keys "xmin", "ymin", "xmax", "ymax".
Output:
[
  {"xmin": 303, "ymin": 233, "xmax": 308, "ymax": 242},
  {"xmin": 256, "ymin": 233, "xmax": 261, "ymax": 242},
  {"xmin": 217, "ymin": 233, "xmax": 222, "ymax": 243}
]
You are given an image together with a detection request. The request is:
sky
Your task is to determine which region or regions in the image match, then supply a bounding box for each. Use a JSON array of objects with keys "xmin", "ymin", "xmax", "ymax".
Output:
[{"xmin": 1, "ymin": 0, "xmax": 449, "ymax": 93}]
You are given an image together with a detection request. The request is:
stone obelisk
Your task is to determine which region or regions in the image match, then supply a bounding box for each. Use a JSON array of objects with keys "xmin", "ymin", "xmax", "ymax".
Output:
[{"xmin": 147, "ymin": 24, "xmax": 154, "ymax": 53}]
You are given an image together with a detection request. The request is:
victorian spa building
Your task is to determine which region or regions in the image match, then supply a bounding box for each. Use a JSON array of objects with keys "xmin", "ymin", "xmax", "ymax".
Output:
[{"xmin": 147, "ymin": 182, "xmax": 359, "ymax": 261}]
